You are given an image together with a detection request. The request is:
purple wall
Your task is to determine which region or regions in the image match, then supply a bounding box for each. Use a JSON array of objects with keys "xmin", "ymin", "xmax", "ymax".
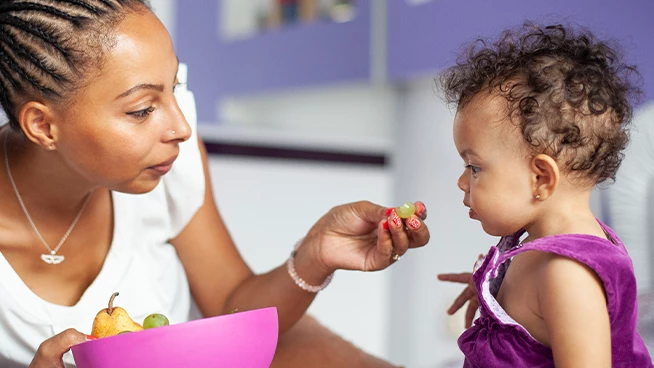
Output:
[
  {"xmin": 388, "ymin": 0, "xmax": 654, "ymax": 102},
  {"xmin": 175, "ymin": 0, "xmax": 371, "ymax": 122},
  {"xmin": 175, "ymin": 0, "xmax": 653, "ymax": 123}
]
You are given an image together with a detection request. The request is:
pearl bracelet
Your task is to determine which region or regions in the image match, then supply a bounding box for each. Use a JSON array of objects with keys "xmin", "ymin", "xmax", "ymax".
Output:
[{"xmin": 286, "ymin": 239, "xmax": 333, "ymax": 293}]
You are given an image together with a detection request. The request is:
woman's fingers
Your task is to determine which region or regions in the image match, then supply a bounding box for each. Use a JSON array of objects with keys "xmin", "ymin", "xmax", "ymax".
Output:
[
  {"xmin": 406, "ymin": 215, "xmax": 429, "ymax": 249},
  {"xmin": 387, "ymin": 212, "xmax": 410, "ymax": 257},
  {"xmin": 376, "ymin": 220, "xmax": 394, "ymax": 262},
  {"xmin": 377, "ymin": 202, "xmax": 429, "ymax": 260},
  {"xmin": 414, "ymin": 201, "xmax": 428, "ymax": 220},
  {"xmin": 30, "ymin": 328, "xmax": 88, "ymax": 368}
]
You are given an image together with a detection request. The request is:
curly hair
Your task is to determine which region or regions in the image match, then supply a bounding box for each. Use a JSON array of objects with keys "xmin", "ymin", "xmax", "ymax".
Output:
[
  {"xmin": 440, "ymin": 22, "xmax": 642, "ymax": 184},
  {"xmin": 0, "ymin": 0, "xmax": 151, "ymax": 129}
]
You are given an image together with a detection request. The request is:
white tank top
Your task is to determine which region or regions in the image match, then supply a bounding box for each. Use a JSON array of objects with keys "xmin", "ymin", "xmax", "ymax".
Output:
[{"xmin": 0, "ymin": 83, "xmax": 205, "ymax": 367}]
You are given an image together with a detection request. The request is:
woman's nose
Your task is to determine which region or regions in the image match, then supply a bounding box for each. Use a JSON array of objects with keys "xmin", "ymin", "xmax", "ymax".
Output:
[{"xmin": 166, "ymin": 100, "xmax": 192, "ymax": 142}]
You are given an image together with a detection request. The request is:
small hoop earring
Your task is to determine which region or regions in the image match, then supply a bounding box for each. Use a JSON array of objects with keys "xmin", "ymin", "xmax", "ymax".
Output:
[{"xmin": 534, "ymin": 194, "xmax": 541, "ymax": 200}]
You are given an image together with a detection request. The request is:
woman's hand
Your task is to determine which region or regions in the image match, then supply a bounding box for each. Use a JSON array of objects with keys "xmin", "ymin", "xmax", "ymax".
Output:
[
  {"xmin": 437, "ymin": 272, "xmax": 478, "ymax": 328},
  {"xmin": 29, "ymin": 329, "xmax": 89, "ymax": 368},
  {"xmin": 304, "ymin": 200, "xmax": 429, "ymax": 273}
]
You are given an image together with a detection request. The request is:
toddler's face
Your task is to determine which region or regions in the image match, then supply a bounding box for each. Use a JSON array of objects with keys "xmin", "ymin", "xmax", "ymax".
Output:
[{"xmin": 453, "ymin": 93, "xmax": 537, "ymax": 236}]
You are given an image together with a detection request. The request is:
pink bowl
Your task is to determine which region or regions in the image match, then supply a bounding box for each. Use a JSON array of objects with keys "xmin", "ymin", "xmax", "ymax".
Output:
[{"xmin": 71, "ymin": 307, "xmax": 278, "ymax": 368}]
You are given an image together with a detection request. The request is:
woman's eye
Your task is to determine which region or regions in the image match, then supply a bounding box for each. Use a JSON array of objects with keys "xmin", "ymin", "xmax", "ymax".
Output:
[
  {"xmin": 127, "ymin": 106, "xmax": 155, "ymax": 119},
  {"xmin": 466, "ymin": 164, "xmax": 481, "ymax": 175}
]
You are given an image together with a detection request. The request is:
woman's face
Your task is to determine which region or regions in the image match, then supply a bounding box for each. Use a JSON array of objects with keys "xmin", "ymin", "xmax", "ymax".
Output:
[{"xmin": 50, "ymin": 9, "xmax": 191, "ymax": 194}]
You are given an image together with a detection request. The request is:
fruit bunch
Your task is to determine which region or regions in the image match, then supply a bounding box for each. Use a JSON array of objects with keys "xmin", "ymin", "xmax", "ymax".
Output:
[{"xmin": 90, "ymin": 292, "xmax": 170, "ymax": 338}]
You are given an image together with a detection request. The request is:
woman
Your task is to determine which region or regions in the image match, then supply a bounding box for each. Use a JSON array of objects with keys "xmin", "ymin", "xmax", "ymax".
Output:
[{"xmin": 0, "ymin": 1, "xmax": 429, "ymax": 367}]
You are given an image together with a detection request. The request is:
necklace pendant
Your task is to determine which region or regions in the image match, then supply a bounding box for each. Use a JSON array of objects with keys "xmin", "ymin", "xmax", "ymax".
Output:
[{"xmin": 41, "ymin": 253, "xmax": 65, "ymax": 264}]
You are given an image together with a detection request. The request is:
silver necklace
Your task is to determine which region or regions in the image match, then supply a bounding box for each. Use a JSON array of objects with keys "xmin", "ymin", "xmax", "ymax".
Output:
[{"xmin": 3, "ymin": 135, "xmax": 93, "ymax": 265}]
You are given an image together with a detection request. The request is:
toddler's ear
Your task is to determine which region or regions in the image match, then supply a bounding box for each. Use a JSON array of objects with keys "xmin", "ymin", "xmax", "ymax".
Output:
[{"xmin": 530, "ymin": 154, "xmax": 560, "ymax": 201}]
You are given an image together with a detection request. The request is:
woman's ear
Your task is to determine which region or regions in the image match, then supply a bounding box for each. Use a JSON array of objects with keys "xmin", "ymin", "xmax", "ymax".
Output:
[
  {"xmin": 531, "ymin": 154, "xmax": 560, "ymax": 201},
  {"xmin": 18, "ymin": 101, "xmax": 58, "ymax": 150}
]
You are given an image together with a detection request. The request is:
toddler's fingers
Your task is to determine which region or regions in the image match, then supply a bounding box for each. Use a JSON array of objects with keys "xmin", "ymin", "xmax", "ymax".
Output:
[
  {"xmin": 465, "ymin": 300, "xmax": 478, "ymax": 328},
  {"xmin": 447, "ymin": 287, "xmax": 475, "ymax": 315},
  {"xmin": 438, "ymin": 272, "xmax": 472, "ymax": 284}
]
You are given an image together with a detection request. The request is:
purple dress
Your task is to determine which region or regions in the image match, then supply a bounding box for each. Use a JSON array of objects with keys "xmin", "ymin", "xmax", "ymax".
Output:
[{"xmin": 458, "ymin": 221, "xmax": 653, "ymax": 367}]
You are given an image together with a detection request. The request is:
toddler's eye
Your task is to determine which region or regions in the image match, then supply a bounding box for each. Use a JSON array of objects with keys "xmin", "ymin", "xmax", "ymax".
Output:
[{"xmin": 465, "ymin": 164, "xmax": 481, "ymax": 175}]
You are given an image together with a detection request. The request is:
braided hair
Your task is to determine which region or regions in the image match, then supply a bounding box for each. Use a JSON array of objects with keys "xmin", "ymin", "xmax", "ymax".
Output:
[{"xmin": 0, "ymin": 0, "xmax": 151, "ymax": 129}]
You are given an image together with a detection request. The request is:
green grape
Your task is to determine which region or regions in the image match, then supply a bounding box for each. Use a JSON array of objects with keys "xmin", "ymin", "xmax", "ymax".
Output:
[
  {"xmin": 395, "ymin": 202, "xmax": 416, "ymax": 219},
  {"xmin": 143, "ymin": 313, "xmax": 170, "ymax": 329}
]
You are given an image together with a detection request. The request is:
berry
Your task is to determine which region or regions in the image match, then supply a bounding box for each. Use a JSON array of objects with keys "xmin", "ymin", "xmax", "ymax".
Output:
[
  {"xmin": 396, "ymin": 202, "xmax": 416, "ymax": 219},
  {"xmin": 143, "ymin": 313, "xmax": 169, "ymax": 329}
]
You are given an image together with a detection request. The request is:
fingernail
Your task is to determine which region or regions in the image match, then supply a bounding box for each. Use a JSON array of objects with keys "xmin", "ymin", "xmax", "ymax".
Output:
[
  {"xmin": 86, "ymin": 335, "xmax": 97, "ymax": 341},
  {"xmin": 407, "ymin": 217, "xmax": 421, "ymax": 229},
  {"xmin": 415, "ymin": 202, "xmax": 424, "ymax": 214},
  {"xmin": 392, "ymin": 214, "xmax": 402, "ymax": 227},
  {"xmin": 384, "ymin": 208, "xmax": 395, "ymax": 216},
  {"xmin": 383, "ymin": 220, "xmax": 389, "ymax": 231}
]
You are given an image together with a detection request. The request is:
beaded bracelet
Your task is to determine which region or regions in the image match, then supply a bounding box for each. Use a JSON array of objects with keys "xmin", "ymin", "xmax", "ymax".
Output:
[{"xmin": 286, "ymin": 239, "xmax": 334, "ymax": 293}]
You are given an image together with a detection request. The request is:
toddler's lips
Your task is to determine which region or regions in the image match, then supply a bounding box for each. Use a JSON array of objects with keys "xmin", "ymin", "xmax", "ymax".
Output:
[{"xmin": 468, "ymin": 208, "xmax": 478, "ymax": 219}]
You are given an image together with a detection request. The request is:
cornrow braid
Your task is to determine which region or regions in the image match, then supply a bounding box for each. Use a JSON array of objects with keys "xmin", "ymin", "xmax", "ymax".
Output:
[
  {"xmin": 0, "ymin": 14, "xmax": 70, "ymax": 57},
  {"xmin": 0, "ymin": 34, "xmax": 58, "ymax": 96},
  {"xmin": 0, "ymin": 0, "xmax": 151, "ymax": 129},
  {"xmin": 50, "ymin": 0, "xmax": 105, "ymax": 15},
  {"xmin": 0, "ymin": 27, "xmax": 66, "ymax": 83},
  {"xmin": 96, "ymin": 0, "xmax": 117, "ymax": 10},
  {"xmin": 0, "ymin": 2, "xmax": 86, "ymax": 26}
]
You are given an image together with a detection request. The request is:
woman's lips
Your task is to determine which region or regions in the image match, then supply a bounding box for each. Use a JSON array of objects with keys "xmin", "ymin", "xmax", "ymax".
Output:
[{"xmin": 148, "ymin": 156, "xmax": 177, "ymax": 175}]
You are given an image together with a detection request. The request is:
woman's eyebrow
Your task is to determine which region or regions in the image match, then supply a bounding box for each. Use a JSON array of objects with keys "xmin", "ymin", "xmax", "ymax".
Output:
[{"xmin": 115, "ymin": 83, "xmax": 164, "ymax": 100}]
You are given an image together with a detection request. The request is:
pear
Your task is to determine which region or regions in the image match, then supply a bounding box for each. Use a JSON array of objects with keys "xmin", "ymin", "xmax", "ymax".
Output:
[{"xmin": 91, "ymin": 292, "xmax": 144, "ymax": 338}]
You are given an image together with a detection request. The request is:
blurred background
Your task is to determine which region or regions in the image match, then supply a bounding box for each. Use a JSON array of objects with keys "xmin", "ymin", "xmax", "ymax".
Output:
[{"xmin": 140, "ymin": 0, "xmax": 654, "ymax": 367}]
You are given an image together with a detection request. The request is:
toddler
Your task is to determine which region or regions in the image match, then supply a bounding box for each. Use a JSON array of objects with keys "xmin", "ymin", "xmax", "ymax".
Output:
[{"xmin": 438, "ymin": 23, "xmax": 651, "ymax": 367}]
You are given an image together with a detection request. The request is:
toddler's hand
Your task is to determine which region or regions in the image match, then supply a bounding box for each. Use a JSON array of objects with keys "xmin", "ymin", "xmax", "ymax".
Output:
[{"xmin": 437, "ymin": 272, "xmax": 478, "ymax": 328}]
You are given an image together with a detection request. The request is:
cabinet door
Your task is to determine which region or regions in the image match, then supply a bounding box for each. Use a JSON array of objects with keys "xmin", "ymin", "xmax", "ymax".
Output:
[{"xmin": 175, "ymin": 0, "xmax": 372, "ymax": 123}]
